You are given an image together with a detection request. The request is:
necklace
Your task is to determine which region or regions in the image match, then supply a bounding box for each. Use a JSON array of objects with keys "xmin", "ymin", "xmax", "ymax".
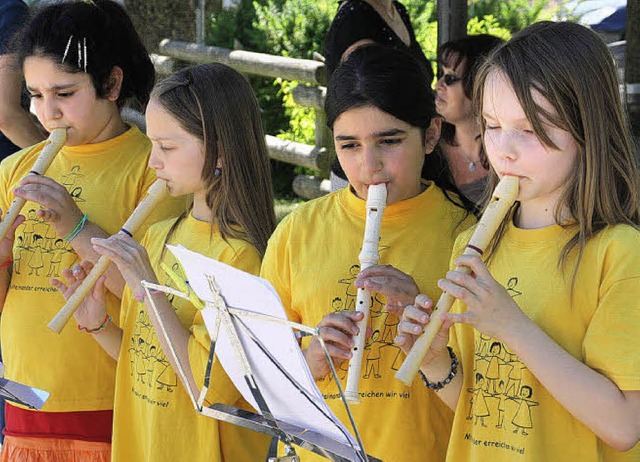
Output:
[
  {"xmin": 381, "ymin": 3, "xmax": 396, "ymax": 22},
  {"xmin": 368, "ymin": 0, "xmax": 397, "ymax": 22},
  {"xmin": 456, "ymin": 149, "xmax": 481, "ymax": 173},
  {"xmin": 456, "ymin": 136, "xmax": 484, "ymax": 173}
]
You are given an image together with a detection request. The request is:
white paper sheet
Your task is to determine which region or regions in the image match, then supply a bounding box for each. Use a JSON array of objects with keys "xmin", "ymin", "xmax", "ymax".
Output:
[{"xmin": 167, "ymin": 244, "xmax": 359, "ymax": 452}]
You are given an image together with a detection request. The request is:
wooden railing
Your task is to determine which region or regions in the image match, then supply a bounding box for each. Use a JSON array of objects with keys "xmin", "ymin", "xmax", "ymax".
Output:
[{"xmin": 152, "ymin": 40, "xmax": 334, "ymax": 199}]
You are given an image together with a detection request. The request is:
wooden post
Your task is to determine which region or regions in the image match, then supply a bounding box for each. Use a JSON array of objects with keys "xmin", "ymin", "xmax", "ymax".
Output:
[
  {"xmin": 437, "ymin": 0, "xmax": 467, "ymax": 48},
  {"xmin": 292, "ymin": 85, "xmax": 333, "ymax": 178},
  {"xmin": 292, "ymin": 175, "xmax": 331, "ymax": 200},
  {"xmin": 196, "ymin": 0, "xmax": 206, "ymax": 45},
  {"xmin": 292, "ymin": 85, "xmax": 325, "ymax": 110},
  {"xmin": 150, "ymin": 53, "xmax": 178, "ymax": 78},
  {"xmin": 314, "ymin": 110, "xmax": 334, "ymax": 178},
  {"xmin": 266, "ymin": 135, "xmax": 330, "ymax": 172}
]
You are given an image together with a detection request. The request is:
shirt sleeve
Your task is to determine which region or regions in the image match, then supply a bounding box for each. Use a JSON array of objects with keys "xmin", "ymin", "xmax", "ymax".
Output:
[
  {"xmin": 583, "ymin": 229, "xmax": 640, "ymax": 390},
  {"xmin": 260, "ymin": 213, "xmax": 298, "ymax": 323}
]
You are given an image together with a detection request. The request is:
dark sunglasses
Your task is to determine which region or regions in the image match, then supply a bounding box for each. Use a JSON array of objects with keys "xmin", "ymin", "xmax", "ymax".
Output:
[{"xmin": 438, "ymin": 73, "xmax": 462, "ymax": 86}]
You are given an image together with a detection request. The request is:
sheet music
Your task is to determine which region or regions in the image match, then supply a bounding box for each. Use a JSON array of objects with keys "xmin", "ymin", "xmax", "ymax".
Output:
[
  {"xmin": 0, "ymin": 363, "xmax": 49, "ymax": 410},
  {"xmin": 167, "ymin": 245, "xmax": 359, "ymax": 451}
]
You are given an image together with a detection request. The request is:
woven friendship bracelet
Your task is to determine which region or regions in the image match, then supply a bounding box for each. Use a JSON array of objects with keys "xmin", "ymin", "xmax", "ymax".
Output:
[
  {"xmin": 64, "ymin": 214, "xmax": 88, "ymax": 243},
  {"xmin": 78, "ymin": 313, "xmax": 112, "ymax": 334},
  {"xmin": 0, "ymin": 258, "xmax": 12, "ymax": 270}
]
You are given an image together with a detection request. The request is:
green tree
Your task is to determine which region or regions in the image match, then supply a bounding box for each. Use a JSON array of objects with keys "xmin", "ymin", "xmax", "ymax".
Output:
[
  {"xmin": 468, "ymin": 0, "xmax": 551, "ymax": 33},
  {"xmin": 253, "ymin": 0, "xmax": 336, "ymax": 59}
]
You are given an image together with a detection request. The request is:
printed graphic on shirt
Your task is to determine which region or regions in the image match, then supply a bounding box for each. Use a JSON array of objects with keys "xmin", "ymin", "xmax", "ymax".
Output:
[
  {"xmin": 128, "ymin": 260, "xmax": 180, "ymax": 404},
  {"xmin": 10, "ymin": 166, "xmax": 88, "ymax": 283},
  {"xmin": 463, "ymin": 276, "xmax": 539, "ymax": 451},
  {"xmin": 328, "ymin": 243, "xmax": 406, "ymax": 385}
]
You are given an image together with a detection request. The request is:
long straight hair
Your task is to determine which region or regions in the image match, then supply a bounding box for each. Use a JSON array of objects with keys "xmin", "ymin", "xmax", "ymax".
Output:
[
  {"xmin": 474, "ymin": 21, "xmax": 640, "ymax": 277},
  {"xmin": 152, "ymin": 64, "xmax": 276, "ymax": 256}
]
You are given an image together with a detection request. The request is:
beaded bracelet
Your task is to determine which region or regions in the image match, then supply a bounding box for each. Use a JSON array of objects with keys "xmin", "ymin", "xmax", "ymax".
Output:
[
  {"xmin": 64, "ymin": 214, "xmax": 88, "ymax": 243},
  {"xmin": 134, "ymin": 288, "xmax": 162, "ymax": 302},
  {"xmin": 78, "ymin": 313, "xmax": 112, "ymax": 334},
  {"xmin": 418, "ymin": 346, "xmax": 458, "ymax": 392}
]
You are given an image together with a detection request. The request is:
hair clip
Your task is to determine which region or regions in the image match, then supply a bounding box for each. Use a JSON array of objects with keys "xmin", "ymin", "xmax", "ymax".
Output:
[
  {"xmin": 83, "ymin": 37, "xmax": 87, "ymax": 72},
  {"xmin": 62, "ymin": 35, "xmax": 74, "ymax": 64},
  {"xmin": 77, "ymin": 40, "xmax": 81, "ymax": 69}
]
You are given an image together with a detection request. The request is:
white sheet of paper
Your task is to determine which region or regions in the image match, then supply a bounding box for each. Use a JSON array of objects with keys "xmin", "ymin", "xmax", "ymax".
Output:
[{"xmin": 167, "ymin": 245, "xmax": 359, "ymax": 451}]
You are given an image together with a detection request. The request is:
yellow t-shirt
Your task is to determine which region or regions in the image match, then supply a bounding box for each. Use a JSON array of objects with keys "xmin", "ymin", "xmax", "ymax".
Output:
[
  {"xmin": 261, "ymin": 183, "xmax": 475, "ymax": 462},
  {"xmin": 111, "ymin": 214, "xmax": 269, "ymax": 461},
  {"xmin": 447, "ymin": 221, "xmax": 640, "ymax": 462},
  {"xmin": 0, "ymin": 126, "xmax": 186, "ymax": 412}
]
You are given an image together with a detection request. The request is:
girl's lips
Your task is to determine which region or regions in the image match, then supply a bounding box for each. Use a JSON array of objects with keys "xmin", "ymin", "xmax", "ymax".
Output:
[{"xmin": 500, "ymin": 173, "xmax": 526, "ymax": 180}]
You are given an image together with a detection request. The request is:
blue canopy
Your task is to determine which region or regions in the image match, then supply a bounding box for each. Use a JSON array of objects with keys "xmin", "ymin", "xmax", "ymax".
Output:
[{"xmin": 591, "ymin": 5, "xmax": 626, "ymax": 32}]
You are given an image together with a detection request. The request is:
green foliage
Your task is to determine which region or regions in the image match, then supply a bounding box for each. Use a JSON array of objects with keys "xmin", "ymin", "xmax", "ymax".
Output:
[
  {"xmin": 468, "ymin": 0, "xmax": 551, "ymax": 33},
  {"xmin": 408, "ymin": 1, "xmax": 439, "ymax": 65},
  {"xmin": 207, "ymin": 0, "xmax": 287, "ymax": 137},
  {"xmin": 275, "ymin": 79, "xmax": 316, "ymax": 145},
  {"xmin": 402, "ymin": 0, "xmax": 437, "ymax": 24},
  {"xmin": 252, "ymin": 0, "xmax": 336, "ymax": 193},
  {"xmin": 253, "ymin": 0, "xmax": 336, "ymax": 59},
  {"xmin": 467, "ymin": 16, "xmax": 511, "ymax": 40},
  {"xmin": 208, "ymin": 0, "xmax": 270, "ymax": 52},
  {"xmin": 274, "ymin": 79, "xmax": 321, "ymax": 182}
]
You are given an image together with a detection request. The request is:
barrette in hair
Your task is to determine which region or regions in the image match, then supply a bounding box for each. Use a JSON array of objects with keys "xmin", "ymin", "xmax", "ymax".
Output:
[{"xmin": 61, "ymin": 35, "xmax": 74, "ymax": 64}]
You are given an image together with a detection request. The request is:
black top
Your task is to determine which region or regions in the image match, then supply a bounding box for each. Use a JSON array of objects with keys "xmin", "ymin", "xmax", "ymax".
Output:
[{"xmin": 323, "ymin": 0, "xmax": 433, "ymax": 81}]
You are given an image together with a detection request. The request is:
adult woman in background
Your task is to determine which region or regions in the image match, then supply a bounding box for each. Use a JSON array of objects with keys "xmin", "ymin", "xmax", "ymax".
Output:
[{"xmin": 435, "ymin": 34, "xmax": 504, "ymax": 205}]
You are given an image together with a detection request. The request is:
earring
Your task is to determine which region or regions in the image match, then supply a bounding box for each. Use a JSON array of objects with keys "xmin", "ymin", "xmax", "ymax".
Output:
[{"xmin": 214, "ymin": 168, "xmax": 221, "ymax": 176}]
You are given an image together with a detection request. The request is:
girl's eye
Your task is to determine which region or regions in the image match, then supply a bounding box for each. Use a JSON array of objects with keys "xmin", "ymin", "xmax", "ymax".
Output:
[
  {"xmin": 160, "ymin": 145, "xmax": 174, "ymax": 152},
  {"xmin": 485, "ymin": 125, "xmax": 500, "ymax": 131},
  {"xmin": 58, "ymin": 92, "xmax": 74, "ymax": 98},
  {"xmin": 28, "ymin": 93, "xmax": 42, "ymax": 99}
]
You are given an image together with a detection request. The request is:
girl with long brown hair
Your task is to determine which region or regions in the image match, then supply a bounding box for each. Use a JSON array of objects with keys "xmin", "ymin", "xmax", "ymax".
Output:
[
  {"xmin": 398, "ymin": 21, "xmax": 640, "ymax": 461},
  {"xmin": 53, "ymin": 63, "xmax": 275, "ymax": 461}
]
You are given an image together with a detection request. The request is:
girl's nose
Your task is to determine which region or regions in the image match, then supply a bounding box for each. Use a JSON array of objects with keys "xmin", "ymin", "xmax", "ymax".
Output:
[
  {"xmin": 148, "ymin": 147, "xmax": 163, "ymax": 170},
  {"xmin": 362, "ymin": 145, "xmax": 383, "ymax": 174},
  {"xmin": 42, "ymin": 98, "xmax": 62, "ymax": 122}
]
